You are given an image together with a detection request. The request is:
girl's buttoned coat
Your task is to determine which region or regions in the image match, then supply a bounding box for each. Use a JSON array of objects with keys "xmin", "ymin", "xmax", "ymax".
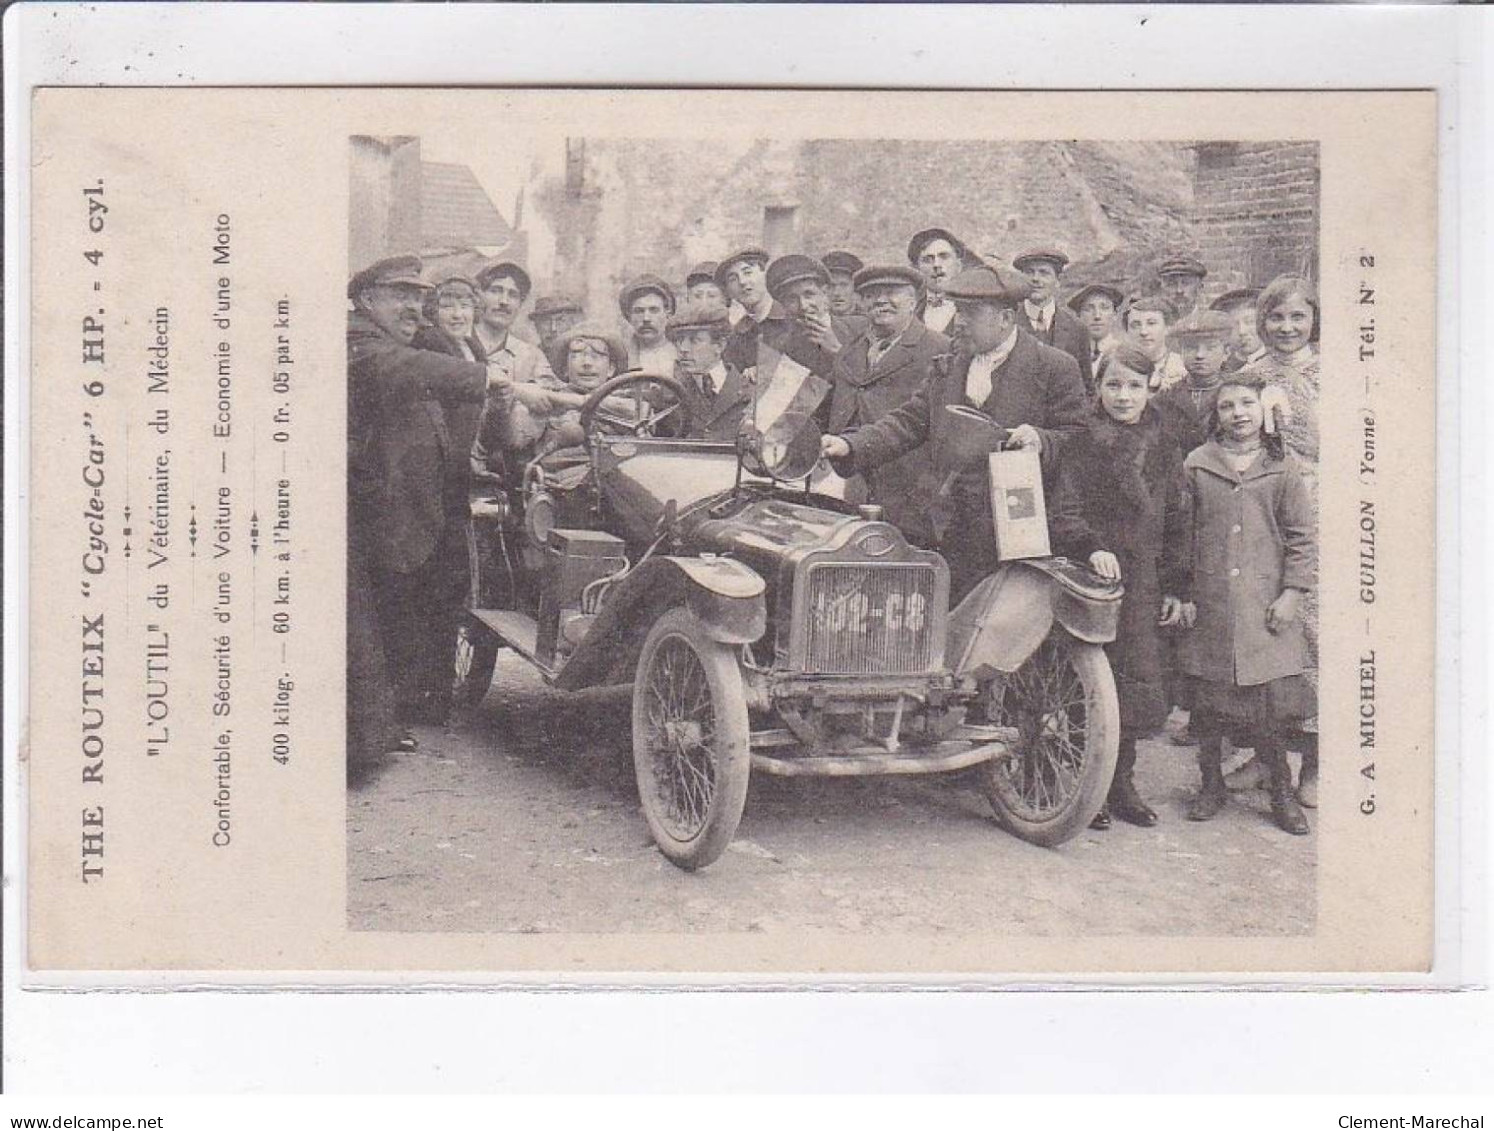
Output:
[
  {"xmin": 1178, "ymin": 441, "xmax": 1314, "ymax": 687},
  {"xmin": 1048, "ymin": 406, "xmax": 1190, "ymax": 736}
]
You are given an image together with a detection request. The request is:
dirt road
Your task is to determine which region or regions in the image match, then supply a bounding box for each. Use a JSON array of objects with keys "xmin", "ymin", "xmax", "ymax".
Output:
[{"xmin": 349, "ymin": 654, "xmax": 1314, "ymax": 937}]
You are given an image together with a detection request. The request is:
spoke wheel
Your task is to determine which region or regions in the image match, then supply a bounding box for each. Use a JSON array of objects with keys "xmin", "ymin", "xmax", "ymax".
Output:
[
  {"xmin": 979, "ymin": 633, "xmax": 1119, "ymax": 847},
  {"xmin": 452, "ymin": 619, "xmax": 500, "ymax": 710},
  {"xmin": 632, "ymin": 608, "xmax": 750, "ymax": 871}
]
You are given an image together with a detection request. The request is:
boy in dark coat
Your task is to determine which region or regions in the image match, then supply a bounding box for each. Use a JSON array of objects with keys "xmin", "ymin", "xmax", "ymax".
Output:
[{"xmin": 1049, "ymin": 342, "xmax": 1191, "ymax": 828}]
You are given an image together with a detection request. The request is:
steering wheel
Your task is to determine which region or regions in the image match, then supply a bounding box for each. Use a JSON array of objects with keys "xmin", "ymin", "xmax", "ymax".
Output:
[{"xmin": 576, "ymin": 370, "xmax": 695, "ymax": 447}]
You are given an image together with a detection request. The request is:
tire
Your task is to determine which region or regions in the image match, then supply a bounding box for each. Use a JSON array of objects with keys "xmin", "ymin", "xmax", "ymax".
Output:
[
  {"xmin": 632, "ymin": 607, "xmax": 751, "ymax": 871},
  {"xmin": 979, "ymin": 632, "xmax": 1120, "ymax": 847},
  {"xmin": 452, "ymin": 618, "xmax": 500, "ymax": 710}
]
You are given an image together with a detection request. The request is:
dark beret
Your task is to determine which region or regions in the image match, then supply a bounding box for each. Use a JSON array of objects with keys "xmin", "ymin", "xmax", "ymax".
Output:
[
  {"xmin": 906, "ymin": 227, "xmax": 969, "ymax": 266},
  {"xmin": 1209, "ymin": 287, "xmax": 1261, "ymax": 312},
  {"xmin": 765, "ymin": 254, "xmax": 831, "ymax": 300},
  {"xmin": 474, "ymin": 260, "xmax": 533, "ymax": 298},
  {"xmin": 347, "ymin": 255, "xmax": 429, "ymax": 299},
  {"xmin": 1066, "ymin": 282, "xmax": 1126, "ymax": 313},
  {"xmin": 821, "ymin": 250, "xmax": 865, "ymax": 276},
  {"xmin": 714, "ymin": 247, "xmax": 770, "ymax": 288}
]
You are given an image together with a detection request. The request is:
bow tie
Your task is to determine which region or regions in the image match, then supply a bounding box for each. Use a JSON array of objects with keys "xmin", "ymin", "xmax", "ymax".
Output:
[{"xmin": 927, "ymin": 295, "xmax": 949, "ymax": 308}]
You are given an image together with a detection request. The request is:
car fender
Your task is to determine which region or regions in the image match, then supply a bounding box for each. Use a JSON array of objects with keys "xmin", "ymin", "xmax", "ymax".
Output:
[
  {"xmin": 947, "ymin": 559, "xmax": 1122, "ymax": 680},
  {"xmin": 554, "ymin": 555, "xmax": 766, "ymax": 691}
]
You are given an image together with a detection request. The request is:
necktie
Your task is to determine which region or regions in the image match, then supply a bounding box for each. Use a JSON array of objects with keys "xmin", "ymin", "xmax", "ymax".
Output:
[
  {"xmin": 868, "ymin": 337, "xmax": 893, "ymax": 368},
  {"xmin": 701, "ymin": 371, "xmax": 717, "ymax": 398}
]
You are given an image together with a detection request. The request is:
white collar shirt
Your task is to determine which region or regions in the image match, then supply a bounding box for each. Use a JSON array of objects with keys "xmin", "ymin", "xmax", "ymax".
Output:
[
  {"xmin": 1024, "ymin": 299, "xmax": 1057, "ymax": 335},
  {"xmin": 922, "ymin": 300, "xmax": 956, "ymax": 333}
]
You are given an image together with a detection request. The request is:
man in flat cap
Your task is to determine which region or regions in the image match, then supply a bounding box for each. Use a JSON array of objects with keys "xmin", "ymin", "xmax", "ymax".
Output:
[
  {"xmin": 823, "ymin": 263, "xmax": 1088, "ymax": 601},
  {"xmin": 529, "ymin": 293, "xmax": 585, "ymax": 372},
  {"xmin": 619, "ymin": 274, "xmax": 679, "ymax": 378},
  {"xmin": 1012, "ymin": 248, "xmax": 1094, "ymax": 394},
  {"xmin": 1067, "ymin": 282, "xmax": 1127, "ymax": 372},
  {"xmin": 1156, "ymin": 253, "xmax": 1208, "ymax": 322},
  {"xmin": 346, "ymin": 256, "xmax": 552, "ymax": 760},
  {"xmin": 821, "ymin": 264, "xmax": 948, "ymax": 548},
  {"xmin": 821, "ymin": 250, "xmax": 868, "ymax": 329},
  {"xmin": 717, "ymin": 247, "xmax": 796, "ymax": 374},
  {"xmin": 765, "ymin": 254, "xmax": 863, "ymax": 381},
  {"xmin": 474, "ymin": 261, "xmax": 557, "ymax": 387},
  {"xmin": 908, "ymin": 226, "xmax": 970, "ymax": 336},
  {"xmin": 666, "ymin": 300, "xmax": 752, "ymax": 442},
  {"xmin": 1210, "ymin": 287, "xmax": 1266, "ymax": 372}
]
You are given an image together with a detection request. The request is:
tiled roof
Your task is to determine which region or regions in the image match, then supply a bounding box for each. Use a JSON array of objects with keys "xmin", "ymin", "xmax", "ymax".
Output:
[{"xmin": 421, "ymin": 162, "xmax": 511, "ymax": 248}]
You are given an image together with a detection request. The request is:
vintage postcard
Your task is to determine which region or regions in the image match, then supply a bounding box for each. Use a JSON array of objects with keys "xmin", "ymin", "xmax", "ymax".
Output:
[{"xmin": 21, "ymin": 87, "xmax": 1436, "ymax": 979}]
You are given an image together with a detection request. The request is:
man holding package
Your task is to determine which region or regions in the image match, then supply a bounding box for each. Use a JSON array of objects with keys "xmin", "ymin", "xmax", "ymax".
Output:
[
  {"xmin": 347, "ymin": 256, "xmax": 561, "ymax": 757},
  {"xmin": 821, "ymin": 263, "xmax": 1089, "ymax": 601}
]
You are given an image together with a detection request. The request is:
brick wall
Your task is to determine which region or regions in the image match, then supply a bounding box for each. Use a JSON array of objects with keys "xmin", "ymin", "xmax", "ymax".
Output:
[{"xmin": 1191, "ymin": 141, "xmax": 1320, "ymax": 295}]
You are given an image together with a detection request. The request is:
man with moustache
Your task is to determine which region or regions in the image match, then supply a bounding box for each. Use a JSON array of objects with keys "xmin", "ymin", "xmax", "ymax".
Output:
[
  {"xmin": 619, "ymin": 274, "xmax": 679, "ymax": 378},
  {"xmin": 908, "ymin": 226, "xmax": 970, "ymax": 335},
  {"xmin": 821, "ymin": 264, "xmax": 949, "ymax": 548},
  {"xmin": 822, "ymin": 264, "xmax": 1089, "ymax": 602},
  {"xmin": 474, "ymin": 261, "xmax": 556, "ymax": 386},
  {"xmin": 347, "ymin": 257, "xmax": 553, "ymax": 754},
  {"xmin": 1156, "ymin": 253, "xmax": 1209, "ymax": 322},
  {"xmin": 718, "ymin": 246, "xmax": 796, "ymax": 373},
  {"xmin": 1012, "ymin": 247, "xmax": 1094, "ymax": 392}
]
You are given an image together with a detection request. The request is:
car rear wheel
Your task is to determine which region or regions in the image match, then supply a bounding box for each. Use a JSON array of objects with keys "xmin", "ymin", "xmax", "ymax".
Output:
[
  {"xmin": 632, "ymin": 607, "xmax": 751, "ymax": 871},
  {"xmin": 979, "ymin": 632, "xmax": 1119, "ymax": 847}
]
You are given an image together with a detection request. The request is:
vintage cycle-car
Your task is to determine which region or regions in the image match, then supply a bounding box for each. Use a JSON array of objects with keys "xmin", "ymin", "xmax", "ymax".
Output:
[{"xmin": 454, "ymin": 366, "xmax": 1124, "ymax": 870}]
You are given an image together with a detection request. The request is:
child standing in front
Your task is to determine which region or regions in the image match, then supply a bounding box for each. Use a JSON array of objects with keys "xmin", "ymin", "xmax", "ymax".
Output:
[
  {"xmin": 1049, "ymin": 343, "xmax": 1191, "ymax": 830},
  {"xmin": 1179, "ymin": 372, "xmax": 1315, "ymax": 835}
]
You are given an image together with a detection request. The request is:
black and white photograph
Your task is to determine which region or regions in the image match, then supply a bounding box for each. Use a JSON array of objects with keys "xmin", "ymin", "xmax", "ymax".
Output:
[{"xmin": 345, "ymin": 133, "xmax": 1324, "ymax": 938}]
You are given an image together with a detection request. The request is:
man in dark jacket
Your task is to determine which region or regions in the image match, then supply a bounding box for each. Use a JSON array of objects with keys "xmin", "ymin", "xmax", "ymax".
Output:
[
  {"xmin": 822, "ymin": 264, "xmax": 948, "ymax": 547},
  {"xmin": 718, "ymin": 247, "xmax": 796, "ymax": 372},
  {"xmin": 347, "ymin": 256, "xmax": 528, "ymax": 736},
  {"xmin": 765, "ymin": 254, "xmax": 863, "ymax": 381},
  {"xmin": 1013, "ymin": 248, "xmax": 1094, "ymax": 393},
  {"xmin": 822, "ymin": 263, "xmax": 1089, "ymax": 602}
]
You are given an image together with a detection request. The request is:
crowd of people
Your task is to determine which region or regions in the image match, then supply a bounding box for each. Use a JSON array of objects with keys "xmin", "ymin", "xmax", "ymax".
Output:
[{"xmin": 346, "ymin": 224, "xmax": 1321, "ymax": 837}]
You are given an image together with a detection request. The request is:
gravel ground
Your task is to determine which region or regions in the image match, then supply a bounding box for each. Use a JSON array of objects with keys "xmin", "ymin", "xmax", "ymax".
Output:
[{"xmin": 349, "ymin": 654, "xmax": 1315, "ymax": 937}]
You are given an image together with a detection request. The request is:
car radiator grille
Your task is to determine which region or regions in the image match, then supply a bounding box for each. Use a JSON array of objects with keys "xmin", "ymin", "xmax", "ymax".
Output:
[{"xmin": 803, "ymin": 563, "xmax": 939, "ymax": 674}]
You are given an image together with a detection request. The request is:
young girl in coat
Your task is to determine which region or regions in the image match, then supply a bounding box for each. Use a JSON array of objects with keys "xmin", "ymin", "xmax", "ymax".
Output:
[
  {"xmin": 1179, "ymin": 372, "xmax": 1315, "ymax": 835},
  {"xmin": 1049, "ymin": 343, "xmax": 1191, "ymax": 830}
]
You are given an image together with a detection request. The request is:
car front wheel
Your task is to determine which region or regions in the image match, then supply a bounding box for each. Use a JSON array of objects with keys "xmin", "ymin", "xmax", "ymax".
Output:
[
  {"xmin": 632, "ymin": 607, "xmax": 751, "ymax": 871},
  {"xmin": 979, "ymin": 632, "xmax": 1120, "ymax": 847}
]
